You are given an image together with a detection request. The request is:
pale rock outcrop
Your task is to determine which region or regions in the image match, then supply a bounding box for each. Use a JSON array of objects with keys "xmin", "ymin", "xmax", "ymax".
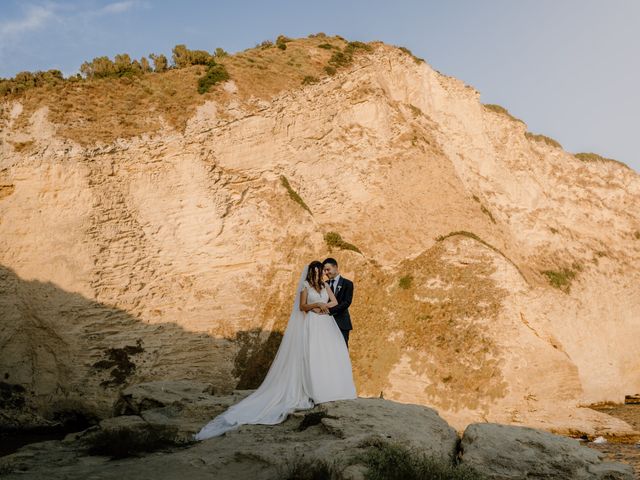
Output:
[{"xmin": 1, "ymin": 42, "xmax": 639, "ymax": 438}]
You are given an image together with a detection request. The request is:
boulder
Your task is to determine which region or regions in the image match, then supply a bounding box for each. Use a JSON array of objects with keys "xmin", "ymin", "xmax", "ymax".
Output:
[{"xmin": 459, "ymin": 422, "xmax": 634, "ymax": 479}]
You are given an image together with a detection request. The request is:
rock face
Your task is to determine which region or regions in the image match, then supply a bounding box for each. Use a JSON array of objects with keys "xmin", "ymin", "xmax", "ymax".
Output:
[
  {"xmin": 0, "ymin": 382, "xmax": 634, "ymax": 479},
  {"xmin": 1, "ymin": 37, "xmax": 640, "ymax": 436}
]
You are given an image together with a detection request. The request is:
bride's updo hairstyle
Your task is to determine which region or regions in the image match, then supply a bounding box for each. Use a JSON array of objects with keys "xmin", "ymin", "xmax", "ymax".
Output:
[{"xmin": 306, "ymin": 261, "xmax": 324, "ymax": 292}]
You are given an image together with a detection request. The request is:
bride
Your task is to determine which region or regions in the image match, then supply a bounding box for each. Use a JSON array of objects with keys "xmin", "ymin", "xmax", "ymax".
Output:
[{"xmin": 193, "ymin": 260, "xmax": 357, "ymax": 440}]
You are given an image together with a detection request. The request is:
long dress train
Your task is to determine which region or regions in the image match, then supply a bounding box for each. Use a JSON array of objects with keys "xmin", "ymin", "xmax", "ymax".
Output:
[{"xmin": 193, "ymin": 267, "xmax": 356, "ymax": 440}]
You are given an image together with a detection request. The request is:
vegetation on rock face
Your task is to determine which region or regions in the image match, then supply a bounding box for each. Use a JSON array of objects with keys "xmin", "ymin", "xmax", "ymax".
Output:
[
  {"xmin": 91, "ymin": 339, "xmax": 144, "ymax": 387},
  {"xmin": 408, "ymin": 104, "xmax": 424, "ymax": 117},
  {"xmin": 324, "ymin": 232, "xmax": 362, "ymax": 254},
  {"xmin": 302, "ymin": 75, "xmax": 319, "ymax": 85},
  {"xmin": 397, "ymin": 46, "xmax": 425, "ymax": 64},
  {"xmin": 0, "ymin": 381, "xmax": 26, "ymax": 410},
  {"xmin": 435, "ymin": 230, "xmax": 524, "ymax": 280},
  {"xmin": 482, "ymin": 103, "xmax": 524, "ymax": 124},
  {"xmin": 197, "ymin": 60, "xmax": 230, "ymax": 94},
  {"xmin": 2, "ymin": 34, "xmax": 364, "ymax": 145},
  {"xmin": 399, "ymin": 275, "xmax": 413, "ymax": 290},
  {"xmin": 472, "ymin": 195, "xmax": 496, "ymax": 224},
  {"xmin": 525, "ymin": 131, "xmax": 562, "ymax": 149},
  {"xmin": 541, "ymin": 262, "xmax": 582, "ymax": 293},
  {"xmin": 574, "ymin": 152, "xmax": 630, "ymax": 170},
  {"xmin": 324, "ymin": 41, "xmax": 374, "ymax": 75},
  {"xmin": 280, "ymin": 175, "xmax": 312, "ymax": 214}
]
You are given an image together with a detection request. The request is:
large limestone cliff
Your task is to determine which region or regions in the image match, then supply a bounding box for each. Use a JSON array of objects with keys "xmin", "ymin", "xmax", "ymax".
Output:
[{"xmin": 1, "ymin": 38, "xmax": 639, "ymax": 437}]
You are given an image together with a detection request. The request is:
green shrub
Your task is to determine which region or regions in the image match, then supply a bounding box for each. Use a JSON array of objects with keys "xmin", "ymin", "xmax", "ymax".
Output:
[
  {"xmin": 324, "ymin": 232, "xmax": 361, "ymax": 254},
  {"xmin": 318, "ymin": 43, "xmax": 336, "ymax": 50},
  {"xmin": 525, "ymin": 131, "xmax": 562, "ymax": 149},
  {"xmin": 172, "ymin": 44, "xmax": 213, "ymax": 68},
  {"xmin": 214, "ymin": 47, "xmax": 228, "ymax": 58},
  {"xmin": 280, "ymin": 175, "xmax": 312, "ymax": 214},
  {"xmin": 149, "ymin": 53, "xmax": 168, "ymax": 72},
  {"xmin": 276, "ymin": 35, "xmax": 292, "ymax": 50},
  {"xmin": 197, "ymin": 60, "xmax": 230, "ymax": 94},
  {"xmin": 140, "ymin": 57, "xmax": 152, "ymax": 73},
  {"xmin": 357, "ymin": 440, "xmax": 486, "ymax": 480},
  {"xmin": 79, "ymin": 53, "xmax": 150, "ymax": 79},
  {"xmin": 399, "ymin": 275, "xmax": 413, "ymax": 290},
  {"xmin": 0, "ymin": 69, "xmax": 65, "ymax": 96}
]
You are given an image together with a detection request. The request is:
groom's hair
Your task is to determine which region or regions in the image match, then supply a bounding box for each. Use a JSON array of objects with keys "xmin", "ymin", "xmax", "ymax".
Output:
[{"xmin": 323, "ymin": 257, "xmax": 338, "ymax": 267}]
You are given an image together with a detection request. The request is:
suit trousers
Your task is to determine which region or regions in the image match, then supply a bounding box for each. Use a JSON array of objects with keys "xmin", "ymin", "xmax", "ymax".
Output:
[{"xmin": 340, "ymin": 329, "xmax": 350, "ymax": 348}]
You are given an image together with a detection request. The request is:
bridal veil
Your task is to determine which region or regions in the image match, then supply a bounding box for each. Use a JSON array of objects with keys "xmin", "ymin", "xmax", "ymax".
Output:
[{"xmin": 193, "ymin": 264, "xmax": 314, "ymax": 440}]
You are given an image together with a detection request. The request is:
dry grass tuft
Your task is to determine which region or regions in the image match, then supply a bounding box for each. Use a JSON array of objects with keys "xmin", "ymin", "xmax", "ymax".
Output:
[
  {"xmin": 525, "ymin": 131, "xmax": 562, "ymax": 149},
  {"xmin": 575, "ymin": 152, "xmax": 631, "ymax": 170},
  {"xmin": 482, "ymin": 103, "xmax": 524, "ymax": 124}
]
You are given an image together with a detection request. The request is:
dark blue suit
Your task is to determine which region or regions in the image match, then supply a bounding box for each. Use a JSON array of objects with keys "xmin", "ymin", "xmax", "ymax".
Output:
[{"xmin": 328, "ymin": 276, "xmax": 354, "ymax": 348}]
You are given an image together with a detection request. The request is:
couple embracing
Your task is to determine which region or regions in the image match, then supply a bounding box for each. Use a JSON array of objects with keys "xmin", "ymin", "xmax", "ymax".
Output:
[{"xmin": 194, "ymin": 258, "xmax": 357, "ymax": 440}]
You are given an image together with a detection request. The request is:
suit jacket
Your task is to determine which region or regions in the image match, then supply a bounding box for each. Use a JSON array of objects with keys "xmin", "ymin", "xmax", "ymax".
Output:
[{"xmin": 328, "ymin": 276, "xmax": 354, "ymax": 331}]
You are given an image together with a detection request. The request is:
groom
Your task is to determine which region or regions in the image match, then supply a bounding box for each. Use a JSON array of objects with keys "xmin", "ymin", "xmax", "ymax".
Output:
[{"xmin": 322, "ymin": 258, "xmax": 354, "ymax": 348}]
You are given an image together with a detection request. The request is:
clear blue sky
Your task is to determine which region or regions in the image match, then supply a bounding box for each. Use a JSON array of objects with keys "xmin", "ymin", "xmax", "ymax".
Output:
[{"xmin": 1, "ymin": 0, "xmax": 638, "ymax": 173}]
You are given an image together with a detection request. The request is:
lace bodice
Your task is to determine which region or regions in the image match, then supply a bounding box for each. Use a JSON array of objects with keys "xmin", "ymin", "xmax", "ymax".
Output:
[{"xmin": 304, "ymin": 281, "xmax": 328, "ymax": 303}]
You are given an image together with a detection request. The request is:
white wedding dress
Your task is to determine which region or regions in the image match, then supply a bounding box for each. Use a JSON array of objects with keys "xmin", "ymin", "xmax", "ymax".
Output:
[{"xmin": 193, "ymin": 265, "xmax": 357, "ymax": 440}]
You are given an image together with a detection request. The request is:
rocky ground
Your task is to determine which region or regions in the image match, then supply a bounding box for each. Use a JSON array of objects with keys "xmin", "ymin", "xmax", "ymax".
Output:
[
  {"xmin": 587, "ymin": 403, "xmax": 640, "ymax": 476},
  {"xmin": 0, "ymin": 381, "xmax": 635, "ymax": 479}
]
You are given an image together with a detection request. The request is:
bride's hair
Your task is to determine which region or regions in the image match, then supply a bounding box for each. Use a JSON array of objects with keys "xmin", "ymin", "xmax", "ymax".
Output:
[{"xmin": 306, "ymin": 261, "xmax": 325, "ymax": 292}]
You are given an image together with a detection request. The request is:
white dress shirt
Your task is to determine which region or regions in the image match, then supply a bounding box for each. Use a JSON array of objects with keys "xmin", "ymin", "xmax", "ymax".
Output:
[{"xmin": 329, "ymin": 274, "xmax": 341, "ymax": 293}]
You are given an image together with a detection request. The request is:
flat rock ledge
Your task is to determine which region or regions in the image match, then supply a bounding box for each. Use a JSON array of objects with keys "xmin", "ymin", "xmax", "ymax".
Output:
[{"xmin": 0, "ymin": 381, "xmax": 634, "ymax": 479}]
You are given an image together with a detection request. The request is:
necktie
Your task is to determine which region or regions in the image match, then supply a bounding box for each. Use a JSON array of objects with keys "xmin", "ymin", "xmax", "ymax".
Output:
[{"xmin": 329, "ymin": 279, "xmax": 335, "ymax": 291}]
